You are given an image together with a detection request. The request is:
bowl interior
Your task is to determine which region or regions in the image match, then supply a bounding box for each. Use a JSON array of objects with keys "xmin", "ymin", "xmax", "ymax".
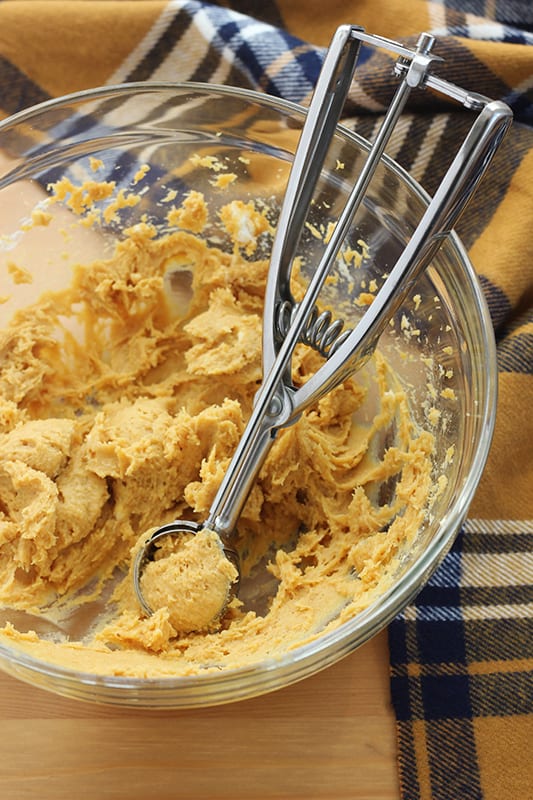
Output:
[{"xmin": 0, "ymin": 84, "xmax": 495, "ymax": 706}]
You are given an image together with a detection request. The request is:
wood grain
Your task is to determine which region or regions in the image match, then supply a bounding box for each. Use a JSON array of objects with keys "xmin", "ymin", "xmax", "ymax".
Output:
[{"xmin": 0, "ymin": 630, "xmax": 399, "ymax": 800}]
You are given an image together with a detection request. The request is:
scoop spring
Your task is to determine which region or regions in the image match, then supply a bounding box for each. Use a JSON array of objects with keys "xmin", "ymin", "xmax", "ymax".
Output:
[{"xmin": 275, "ymin": 299, "xmax": 353, "ymax": 359}]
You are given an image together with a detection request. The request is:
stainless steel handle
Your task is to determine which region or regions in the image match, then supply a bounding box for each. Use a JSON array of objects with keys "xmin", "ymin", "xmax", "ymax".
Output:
[
  {"xmin": 262, "ymin": 24, "xmax": 363, "ymax": 375},
  {"xmin": 204, "ymin": 27, "xmax": 512, "ymax": 540},
  {"xmin": 290, "ymin": 98, "xmax": 512, "ymax": 415}
]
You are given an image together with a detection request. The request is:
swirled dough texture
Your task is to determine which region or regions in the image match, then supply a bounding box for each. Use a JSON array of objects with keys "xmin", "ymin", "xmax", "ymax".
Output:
[{"xmin": 0, "ymin": 185, "xmax": 435, "ymax": 678}]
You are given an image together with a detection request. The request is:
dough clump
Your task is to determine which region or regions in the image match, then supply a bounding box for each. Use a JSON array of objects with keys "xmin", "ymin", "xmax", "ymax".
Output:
[{"xmin": 139, "ymin": 529, "xmax": 238, "ymax": 634}]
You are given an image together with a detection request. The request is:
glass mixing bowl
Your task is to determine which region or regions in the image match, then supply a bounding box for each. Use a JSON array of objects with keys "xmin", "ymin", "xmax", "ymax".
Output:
[{"xmin": 0, "ymin": 84, "xmax": 496, "ymax": 707}]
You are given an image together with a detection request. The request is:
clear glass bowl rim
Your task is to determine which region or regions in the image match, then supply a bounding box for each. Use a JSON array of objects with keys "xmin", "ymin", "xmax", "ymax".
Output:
[{"xmin": 0, "ymin": 82, "xmax": 498, "ymax": 707}]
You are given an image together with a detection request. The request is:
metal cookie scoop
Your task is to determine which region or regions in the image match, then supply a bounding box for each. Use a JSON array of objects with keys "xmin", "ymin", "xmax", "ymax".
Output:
[{"xmin": 133, "ymin": 25, "xmax": 512, "ymax": 625}]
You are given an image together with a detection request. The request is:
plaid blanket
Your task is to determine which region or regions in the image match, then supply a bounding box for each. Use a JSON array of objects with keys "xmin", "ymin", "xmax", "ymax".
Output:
[{"xmin": 0, "ymin": 2, "xmax": 531, "ymax": 798}]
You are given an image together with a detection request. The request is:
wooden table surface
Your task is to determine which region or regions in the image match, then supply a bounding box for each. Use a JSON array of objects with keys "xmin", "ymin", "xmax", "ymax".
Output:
[{"xmin": 0, "ymin": 630, "xmax": 399, "ymax": 800}]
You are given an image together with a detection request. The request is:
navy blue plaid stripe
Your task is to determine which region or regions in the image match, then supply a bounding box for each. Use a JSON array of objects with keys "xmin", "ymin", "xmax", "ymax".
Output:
[
  {"xmin": 497, "ymin": 330, "xmax": 533, "ymax": 373},
  {"xmin": 126, "ymin": 6, "xmax": 194, "ymax": 82},
  {"xmin": 460, "ymin": 531, "xmax": 533, "ymax": 552},
  {"xmin": 0, "ymin": 56, "xmax": 51, "ymax": 117},
  {"xmin": 464, "ymin": 619, "xmax": 533, "ymax": 661},
  {"xmin": 478, "ymin": 275, "xmax": 513, "ymax": 331},
  {"xmin": 443, "ymin": 0, "xmax": 533, "ymax": 30},
  {"xmin": 194, "ymin": 1, "xmax": 322, "ymax": 101},
  {"xmin": 425, "ymin": 720, "xmax": 483, "ymax": 800},
  {"xmin": 461, "ymin": 584, "xmax": 533, "ymax": 604},
  {"xmin": 470, "ymin": 671, "xmax": 533, "ymax": 716}
]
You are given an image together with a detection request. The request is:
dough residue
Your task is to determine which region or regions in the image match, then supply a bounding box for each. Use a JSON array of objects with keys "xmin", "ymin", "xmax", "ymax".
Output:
[{"xmin": 0, "ymin": 175, "xmax": 436, "ymax": 678}]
